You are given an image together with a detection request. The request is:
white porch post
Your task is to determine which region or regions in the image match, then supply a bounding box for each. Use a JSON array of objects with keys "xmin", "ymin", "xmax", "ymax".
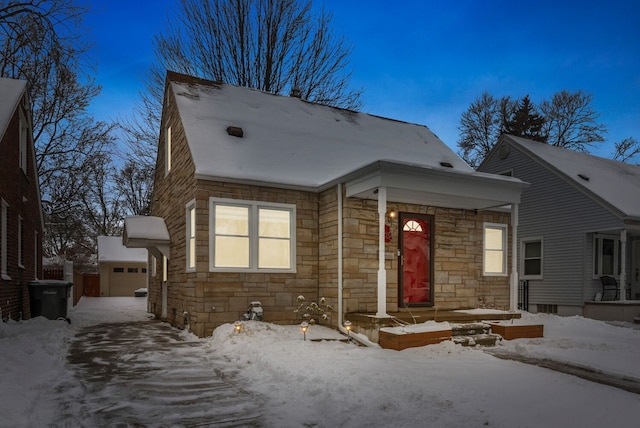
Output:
[
  {"xmin": 620, "ymin": 229, "xmax": 627, "ymax": 301},
  {"xmin": 376, "ymin": 187, "xmax": 389, "ymax": 317},
  {"xmin": 510, "ymin": 203, "xmax": 519, "ymax": 311}
]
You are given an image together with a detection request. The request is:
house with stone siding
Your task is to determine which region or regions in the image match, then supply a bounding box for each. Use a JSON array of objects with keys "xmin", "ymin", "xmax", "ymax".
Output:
[
  {"xmin": 0, "ymin": 77, "xmax": 44, "ymax": 321},
  {"xmin": 124, "ymin": 72, "xmax": 528, "ymax": 339}
]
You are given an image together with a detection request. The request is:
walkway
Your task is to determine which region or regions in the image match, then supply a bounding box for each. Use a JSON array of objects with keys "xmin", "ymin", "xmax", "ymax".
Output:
[
  {"xmin": 58, "ymin": 319, "xmax": 264, "ymax": 426},
  {"xmin": 487, "ymin": 348, "xmax": 640, "ymax": 395}
]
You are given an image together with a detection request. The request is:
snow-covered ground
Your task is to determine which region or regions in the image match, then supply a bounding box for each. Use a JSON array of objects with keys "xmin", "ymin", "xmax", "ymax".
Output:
[{"xmin": 1, "ymin": 297, "xmax": 639, "ymax": 427}]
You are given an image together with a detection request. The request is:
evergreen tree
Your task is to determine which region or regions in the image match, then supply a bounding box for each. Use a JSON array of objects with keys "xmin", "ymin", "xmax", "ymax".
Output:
[{"xmin": 503, "ymin": 95, "xmax": 547, "ymax": 142}]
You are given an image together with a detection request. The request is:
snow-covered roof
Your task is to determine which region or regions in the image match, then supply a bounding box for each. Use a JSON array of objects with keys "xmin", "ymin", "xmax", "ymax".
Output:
[
  {"xmin": 0, "ymin": 77, "xmax": 27, "ymax": 140},
  {"xmin": 168, "ymin": 73, "xmax": 472, "ymax": 189},
  {"xmin": 97, "ymin": 236, "xmax": 147, "ymax": 263},
  {"xmin": 503, "ymin": 135, "xmax": 640, "ymax": 219}
]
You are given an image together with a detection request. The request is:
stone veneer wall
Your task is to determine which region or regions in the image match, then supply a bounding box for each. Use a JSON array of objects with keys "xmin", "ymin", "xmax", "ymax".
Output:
[{"xmin": 318, "ymin": 186, "xmax": 512, "ymax": 329}]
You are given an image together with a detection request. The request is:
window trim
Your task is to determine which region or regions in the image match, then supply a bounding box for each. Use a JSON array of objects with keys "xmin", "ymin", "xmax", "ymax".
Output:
[
  {"xmin": 593, "ymin": 233, "xmax": 620, "ymax": 279},
  {"xmin": 19, "ymin": 108, "xmax": 28, "ymax": 174},
  {"xmin": 186, "ymin": 200, "xmax": 196, "ymax": 272},
  {"xmin": 483, "ymin": 222, "xmax": 508, "ymax": 276},
  {"xmin": 17, "ymin": 215, "xmax": 24, "ymax": 269},
  {"xmin": 520, "ymin": 237, "xmax": 543, "ymax": 280},
  {"xmin": 1, "ymin": 199, "xmax": 9, "ymax": 280},
  {"xmin": 209, "ymin": 197, "xmax": 296, "ymax": 273}
]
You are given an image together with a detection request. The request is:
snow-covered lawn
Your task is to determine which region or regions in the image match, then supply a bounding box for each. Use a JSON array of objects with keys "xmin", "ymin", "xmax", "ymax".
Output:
[{"xmin": 1, "ymin": 297, "xmax": 639, "ymax": 427}]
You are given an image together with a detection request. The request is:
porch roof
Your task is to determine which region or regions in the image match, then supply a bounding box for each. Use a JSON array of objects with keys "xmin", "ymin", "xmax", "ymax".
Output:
[
  {"xmin": 345, "ymin": 161, "xmax": 528, "ymax": 210},
  {"xmin": 123, "ymin": 216, "xmax": 171, "ymax": 260}
]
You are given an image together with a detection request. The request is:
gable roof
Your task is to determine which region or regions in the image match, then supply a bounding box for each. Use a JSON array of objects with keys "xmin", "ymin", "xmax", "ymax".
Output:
[
  {"xmin": 0, "ymin": 77, "xmax": 27, "ymax": 139},
  {"xmin": 98, "ymin": 236, "xmax": 148, "ymax": 263},
  {"xmin": 168, "ymin": 73, "xmax": 472, "ymax": 190},
  {"xmin": 495, "ymin": 134, "xmax": 640, "ymax": 220}
]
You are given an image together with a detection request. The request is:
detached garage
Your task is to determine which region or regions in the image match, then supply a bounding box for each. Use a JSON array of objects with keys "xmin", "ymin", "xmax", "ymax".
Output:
[{"xmin": 97, "ymin": 236, "xmax": 148, "ymax": 297}]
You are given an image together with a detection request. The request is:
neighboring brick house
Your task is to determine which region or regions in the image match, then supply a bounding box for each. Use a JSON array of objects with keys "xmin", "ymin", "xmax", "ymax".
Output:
[
  {"xmin": 124, "ymin": 72, "xmax": 528, "ymax": 338},
  {"xmin": 0, "ymin": 78, "xmax": 44, "ymax": 321}
]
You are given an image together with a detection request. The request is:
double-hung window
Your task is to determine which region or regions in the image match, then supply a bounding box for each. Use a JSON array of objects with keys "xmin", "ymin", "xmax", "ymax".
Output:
[
  {"xmin": 521, "ymin": 238, "xmax": 543, "ymax": 279},
  {"xmin": 593, "ymin": 234, "xmax": 619, "ymax": 277},
  {"xmin": 186, "ymin": 200, "xmax": 196, "ymax": 271},
  {"xmin": 165, "ymin": 125, "xmax": 172, "ymax": 175},
  {"xmin": 483, "ymin": 223, "xmax": 508, "ymax": 276},
  {"xmin": 210, "ymin": 198, "xmax": 296, "ymax": 272}
]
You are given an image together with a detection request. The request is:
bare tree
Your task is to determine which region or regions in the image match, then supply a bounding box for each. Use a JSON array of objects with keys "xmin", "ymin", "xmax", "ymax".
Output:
[
  {"xmin": 121, "ymin": 0, "xmax": 362, "ymax": 204},
  {"xmin": 1, "ymin": 0, "xmax": 118, "ymax": 258},
  {"xmin": 457, "ymin": 92, "xmax": 515, "ymax": 168},
  {"xmin": 539, "ymin": 90, "xmax": 606, "ymax": 151},
  {"xmin": 613, "ymin": 137, "xmax": 640, "ymax": 164},
  {"xmin": 458, "ymin": 90, "xmax": 609, "ymax": 168}
]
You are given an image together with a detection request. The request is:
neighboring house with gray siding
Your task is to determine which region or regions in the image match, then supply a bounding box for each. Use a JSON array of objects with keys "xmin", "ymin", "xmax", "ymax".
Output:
[{"xmin": 479, "ymin": 134, "xmax": 640, "ymax": 321}]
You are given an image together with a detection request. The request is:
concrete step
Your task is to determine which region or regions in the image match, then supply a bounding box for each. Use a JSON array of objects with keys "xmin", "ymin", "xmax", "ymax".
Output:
[
  {"xmin": 452, "ymin": 333, "xmax": 502, "ymax": 347},
  {"xmin": 450, "ymin": 322, "xmax": 491, "ymax": 337}
]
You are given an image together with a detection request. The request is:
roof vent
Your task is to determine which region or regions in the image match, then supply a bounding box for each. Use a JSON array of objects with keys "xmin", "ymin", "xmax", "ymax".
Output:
[
  {"xmin": 578, "ymin": 173, "xmax": 589, "ymax": 182},
  {"xmin": 290, "ymin": 87, "xmax": 302, "ymax": 98},
  {"xmin": 440, "ymin": 162, "xmax": 454, "ymax": 168},
  {"xmin": 227, "ymin": 126, "xmax": 244, "ymax": 138}
]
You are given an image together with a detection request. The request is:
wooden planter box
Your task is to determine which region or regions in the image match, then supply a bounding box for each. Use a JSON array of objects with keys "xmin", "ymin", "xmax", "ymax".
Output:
[
  {"xmin": 379, "ymin": 329, "xmax": 452, "ymax": 351},
  {"xmin": 489, "ymin": 323, "xmax": 543, "ymax": 340}
]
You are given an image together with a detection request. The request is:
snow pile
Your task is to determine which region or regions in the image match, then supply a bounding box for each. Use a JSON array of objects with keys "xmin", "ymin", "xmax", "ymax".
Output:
[{"xmin": 2, "ymin": 297, "xmax": 640, "ymax": 427}]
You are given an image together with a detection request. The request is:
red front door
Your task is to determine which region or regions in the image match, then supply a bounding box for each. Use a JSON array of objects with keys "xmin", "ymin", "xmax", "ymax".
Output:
[{"xmin": 399, "ymin": 213, "xmax": 433, "ymax": 306}]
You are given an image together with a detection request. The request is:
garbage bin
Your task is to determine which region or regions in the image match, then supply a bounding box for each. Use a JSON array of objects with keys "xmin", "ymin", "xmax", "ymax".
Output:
[{"xmin": 28, "ymin": 280, "xmax": 73, "ymax": 321}]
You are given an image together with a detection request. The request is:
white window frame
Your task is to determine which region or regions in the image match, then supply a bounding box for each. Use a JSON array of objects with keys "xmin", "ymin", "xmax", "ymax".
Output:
[
  {"xmin": 1, "ymin": 199, "xmax": 9, "ymax": 280},
  {"xmin": 18, "ymin": 215, "xmax": 24, "ymax": 269},
  {"xmin": 483, "ymin": 223, "xmax": 508, "ymax": 276},
  {"xmin": 521, "ymin": 237, "xmax": 543, "ymax": 280},
  {"xmin": 164, "ymin": 125, "xmax": 172, "ymax": 175},
  {"xmin": 19, "ymin": 109, "xmax": 28, "ymax": 174},
  {"xmin": 186, "ymin": 200, "xmax": 196, "ymax": 271},
  {"xmin": 593, "ymin": 233, "xmax": 619, "ymax": 278},
  {"xmin": 209, "ymin": 197, "xmax": 296, "ymax": 273}
]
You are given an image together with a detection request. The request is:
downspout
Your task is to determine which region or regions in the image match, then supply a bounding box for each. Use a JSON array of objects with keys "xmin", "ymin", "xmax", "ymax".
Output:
[
  {"xmin": 337, "ymin": 183, "xmax": 376, "ymax": 347},
  {"xmin": 510, "ymin": 203, "xmax": 519, "ymax": 311}
]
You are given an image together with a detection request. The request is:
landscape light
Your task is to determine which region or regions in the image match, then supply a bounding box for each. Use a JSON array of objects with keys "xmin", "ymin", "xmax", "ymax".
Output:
[
  {"xmin": 233, "ymin": 320, "xmax": 242, "ymax": 333},
  {"xmin": 344, "ymin": 320, "xmax": 352, "ymax": 341},
  {"xmin": 300, "ymin": 321, "xmax": 309, "ymax": 341}
]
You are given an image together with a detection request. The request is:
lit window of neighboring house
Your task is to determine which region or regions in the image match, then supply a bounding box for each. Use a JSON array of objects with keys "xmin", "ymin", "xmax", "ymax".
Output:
[
  {"xmin": 19, "ymin": 109, "xmax": 28, "ymax": 174},
  {"xmin": 210, "ymin": 198, "xmax": 296, "ymax": 272},
  {"xmin": 593, "ymin": 234, "xmax": 619, "ymax": 277},
  {"xmin": 521, "ymin": 238, "xmax": 543, "ymax": 279},
  {"xmin": 186, "ymin": 200, "xmax": 196, "ymax": 271},
  {"xmin": 483, "ymin": 223, "xmax": 508, "ymax": 276},
  {"xmin": 1, "ymin": 199, "xmax": 9, "ymax": 279},
  {"xmin": 18, "ymin": 215, "xmax": 24, "ymax": 268},
  {"xmin": 165, "ymin": 125, "xmax": 172, "ymax": 175}
]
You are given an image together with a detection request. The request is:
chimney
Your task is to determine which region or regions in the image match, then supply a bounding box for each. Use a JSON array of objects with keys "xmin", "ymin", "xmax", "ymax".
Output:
[{"xmin": 290, "ymin": 87, "xmax": 301, "ymax": 98}]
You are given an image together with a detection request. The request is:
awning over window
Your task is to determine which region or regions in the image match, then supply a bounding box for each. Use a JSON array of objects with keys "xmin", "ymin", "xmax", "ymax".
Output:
[{"xmin": 123, "ymin": 216, "xmax": 171, "ymax": 260}]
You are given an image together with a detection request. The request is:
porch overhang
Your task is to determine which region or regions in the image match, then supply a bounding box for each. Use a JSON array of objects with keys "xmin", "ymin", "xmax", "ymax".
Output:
[
  {"xmin": 344, "ymin": 161, "xmax": 528, "ymax": 209},
  {"xmin": 123, "ymin": 216, "xmax": 171, "ymax": 261}
]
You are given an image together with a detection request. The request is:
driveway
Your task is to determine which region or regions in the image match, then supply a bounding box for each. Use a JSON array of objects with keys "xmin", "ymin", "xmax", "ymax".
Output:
[{"xmin": 58, "ymin": 319, "xmax": 264, "ymax": 427}]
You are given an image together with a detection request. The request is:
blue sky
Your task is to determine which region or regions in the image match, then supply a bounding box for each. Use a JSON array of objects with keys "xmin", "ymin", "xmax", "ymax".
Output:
[{"xmin": 82, "ymin": 0, "xmax": 640, "ymax": 159}]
